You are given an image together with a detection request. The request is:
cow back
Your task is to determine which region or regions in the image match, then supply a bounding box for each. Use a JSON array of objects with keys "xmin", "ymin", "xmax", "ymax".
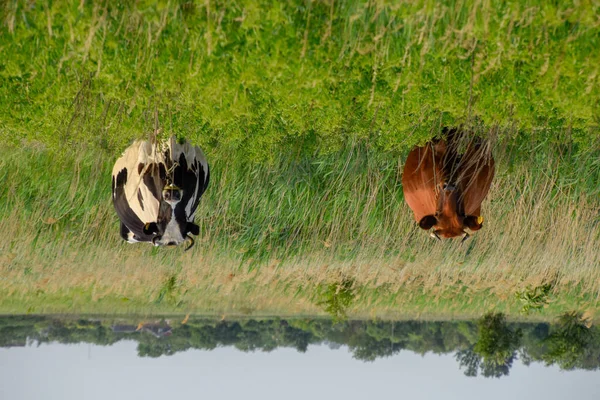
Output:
[
  {"xmin": 402, "ymin": 141, "xmax": 445, "ymax": 223},
  {"xmin": 456, "ymin": 142, "xmax": 495, "ymax": 217}
]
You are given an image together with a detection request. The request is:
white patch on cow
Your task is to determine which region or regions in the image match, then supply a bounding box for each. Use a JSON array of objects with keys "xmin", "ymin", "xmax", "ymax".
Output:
[
  {"xmin": 112, "ymin": 140, "xmax": 161, "ymax": 224},
  {"xmin": 156, "ymin": 208, "xmax": 185, "ymax": 245},
  {"xmin": 126, "ymin": 232, "xmax": 140, "ymax": 243}
]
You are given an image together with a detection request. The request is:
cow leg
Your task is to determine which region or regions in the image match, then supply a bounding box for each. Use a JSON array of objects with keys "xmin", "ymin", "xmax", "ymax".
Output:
[{"xmin": 120, "ymin": 222, "xmax": 139, "ymax": 243}]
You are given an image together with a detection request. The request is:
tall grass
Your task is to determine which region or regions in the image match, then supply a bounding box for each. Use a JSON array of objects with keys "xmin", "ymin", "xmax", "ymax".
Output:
[{"xmin": 1, "ymin": 132, "xmax": 599, "ymax": 316}]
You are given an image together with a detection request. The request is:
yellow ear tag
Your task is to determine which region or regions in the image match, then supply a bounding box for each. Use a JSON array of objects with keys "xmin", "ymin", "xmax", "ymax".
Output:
[
  {"xmin": 477, "ymin": 216, "xmax": 484, "ymax": 224},
  {"xmin": 144, "ymin": 223, "xmax": 151, "ymax": 230}
]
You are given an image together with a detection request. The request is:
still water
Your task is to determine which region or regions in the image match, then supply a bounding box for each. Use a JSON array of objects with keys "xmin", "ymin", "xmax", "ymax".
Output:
[{"xmin": 2, "ymin": 340, "xmax": 599, "ymax": 400}]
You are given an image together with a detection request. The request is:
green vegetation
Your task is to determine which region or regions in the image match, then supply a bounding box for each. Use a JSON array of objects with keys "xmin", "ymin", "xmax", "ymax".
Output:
[
  {"xmin": 1, "ymin": 1, "xmax": 600, "ymax": 316},
  {"xmin": 316, "ymin": 278, "xmax": 356, "ymax": 322},
  {"xmin": 516, "ymin": 284, "xmax": 553, "ymax": 315},
  {"xmin": 2, "ymin": 312, "xmax": 600, "ymax": 377},
  {"xmin": 2, "ymin": 0, "xmax": 600, "ymax": 154}
]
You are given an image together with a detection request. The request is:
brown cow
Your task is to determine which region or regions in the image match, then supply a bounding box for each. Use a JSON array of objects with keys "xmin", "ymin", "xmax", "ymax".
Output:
[{"xmin": 401, "ymin": 128, "xmax": 495, "ymax": 241}]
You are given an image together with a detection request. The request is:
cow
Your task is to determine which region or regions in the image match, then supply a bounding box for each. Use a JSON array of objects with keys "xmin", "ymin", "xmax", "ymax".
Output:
[
  {"xmin": 111, "ymin": 136, "xmax": 210, "ymax": 251},
  {"xmin": 401, "ymin": 128, "xmax": 495, "ymax": 241}
]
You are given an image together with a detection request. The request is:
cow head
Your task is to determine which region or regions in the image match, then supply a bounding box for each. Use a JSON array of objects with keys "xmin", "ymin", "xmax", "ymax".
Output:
[
  {"xmin": 142, "ymin": 184, "xmax": 200, "ymax": 251},
  {"xmin": 418, "ymin": 184, "xmax": 484, "ymax": 242}
]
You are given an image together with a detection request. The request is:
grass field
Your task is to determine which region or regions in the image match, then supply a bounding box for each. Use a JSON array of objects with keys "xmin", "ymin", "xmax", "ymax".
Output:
[{"xmin": 1, "ymin": 1, "xmax": 600, "ymax": 318}]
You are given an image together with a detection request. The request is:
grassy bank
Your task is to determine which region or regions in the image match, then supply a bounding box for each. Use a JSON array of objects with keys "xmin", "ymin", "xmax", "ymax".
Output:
[
  {"xmin": 1, "ymin": 139, "xmax": 599, "ymax": 317},
  {"xmin": 1, "ymin": 1, "xmax": 600, "ymax": 316}
]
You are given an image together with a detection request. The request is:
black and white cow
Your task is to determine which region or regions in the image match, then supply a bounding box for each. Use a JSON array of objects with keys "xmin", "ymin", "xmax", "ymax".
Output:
[{"xmin": 111, "ymin": 136, "xmax": 209, "ymax": 251}]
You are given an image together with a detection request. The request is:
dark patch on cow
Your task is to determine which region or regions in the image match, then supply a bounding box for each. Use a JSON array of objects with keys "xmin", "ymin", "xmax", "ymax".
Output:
[
  {"xmin": 119, "ymin": 222, "xmax": 131, "ymax": 241},
  {"xmin": 143, "ymin": 222, "xmax": 159, "ymax": 235},
  {"xmin": 419, "ymin": 215, "xmax": 437, "ymax": 230},
  {"xmin": 137, "ymin": 188, "xmax": 144, "ymax": 211},
  {"xmin": 186, "ymin": 222, "xmax": 200, "ymax": 235},
  {"xmin": 120, "ymin": 221, "xmax": 142, "ymax": 242},
  {"xmin": 141, "ymin": 163, "xmax": 162, "ymax": 203},
  {"xmin": 113, "ymin": 173, "xmax": 153, "ymax": 242},
  {"xmin": 160, "ymin": 152, "xmax": 209, "ymax": 239},
  {"xmin": 116, "ymin": 168, "xmax": 127, "ymax": 187}
]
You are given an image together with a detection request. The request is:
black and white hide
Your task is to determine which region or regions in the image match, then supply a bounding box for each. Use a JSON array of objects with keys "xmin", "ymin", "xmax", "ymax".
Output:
[{"xmin": 111, "ymin": 136, "xmax": 209, "ymax": 251}]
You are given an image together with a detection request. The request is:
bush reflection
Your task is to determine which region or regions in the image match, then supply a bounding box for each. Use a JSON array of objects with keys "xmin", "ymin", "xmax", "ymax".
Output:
[{"xmin": 2, "ymin": 313, "xmax": 598, "ymax": 378}]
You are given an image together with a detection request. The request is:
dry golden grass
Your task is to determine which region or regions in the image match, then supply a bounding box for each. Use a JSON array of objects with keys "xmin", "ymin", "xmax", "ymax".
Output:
[{"xmin": 1, "ymin": 154, "xmax": 599, "ymax": 318}]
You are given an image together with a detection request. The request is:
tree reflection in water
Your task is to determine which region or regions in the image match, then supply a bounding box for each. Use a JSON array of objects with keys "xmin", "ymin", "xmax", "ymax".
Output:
[
  {"xmin": 542, "ymin": 311, "xmax": 593, "ymax": 370},
  {"xmin": 456, "ymin": 313, "xmax": 521, "ymax": 378},
  {"xmin": 1, "ymin": 312, "xmax": 598, "ymax": 378}
]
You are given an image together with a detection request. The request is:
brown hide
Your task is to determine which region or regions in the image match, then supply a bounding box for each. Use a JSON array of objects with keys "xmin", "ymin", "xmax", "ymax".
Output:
[{"xmin": 401, "ymin": 133, "xmax": 495, "ymax": 238}]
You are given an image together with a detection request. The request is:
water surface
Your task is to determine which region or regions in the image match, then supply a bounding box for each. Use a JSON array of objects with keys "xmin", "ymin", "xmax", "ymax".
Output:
[
  {"xmin": 2, "ymin": 341, "xmax": 598, "ymax": 400},
  {"xmin": 2, "ymin": 315, "xmax": 600, "ymax": 399}
]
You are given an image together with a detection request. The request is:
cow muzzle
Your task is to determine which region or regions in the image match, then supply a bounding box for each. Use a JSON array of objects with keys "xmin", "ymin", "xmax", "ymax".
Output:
[
  {"xmin": 151, "ymin": 236, "xmax": 183, "ymax": 248},
  {"xmin": 163, "ymin": 185, "xmax": 182, "ymax": 204},
  {"xmin": 151, "ymin": 236, "xmax": 194, "ymax": 251}
]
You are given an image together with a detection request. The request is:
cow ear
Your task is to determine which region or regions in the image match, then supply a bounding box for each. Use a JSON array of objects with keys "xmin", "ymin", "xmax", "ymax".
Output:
[
  {"xmin": 187, "ymin": 222, "xmax": 200, "ymax": 236},
  {"xmin": 143, "ymin": 222, "xmax": 159, "ymax": 235},
  {"xmin": 465, "ymin": 215, "xmax": 484, "ymax": 231},
  {"xmin": 418, "ymin": 215, "xmax": 437, "ymax": 230}
]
